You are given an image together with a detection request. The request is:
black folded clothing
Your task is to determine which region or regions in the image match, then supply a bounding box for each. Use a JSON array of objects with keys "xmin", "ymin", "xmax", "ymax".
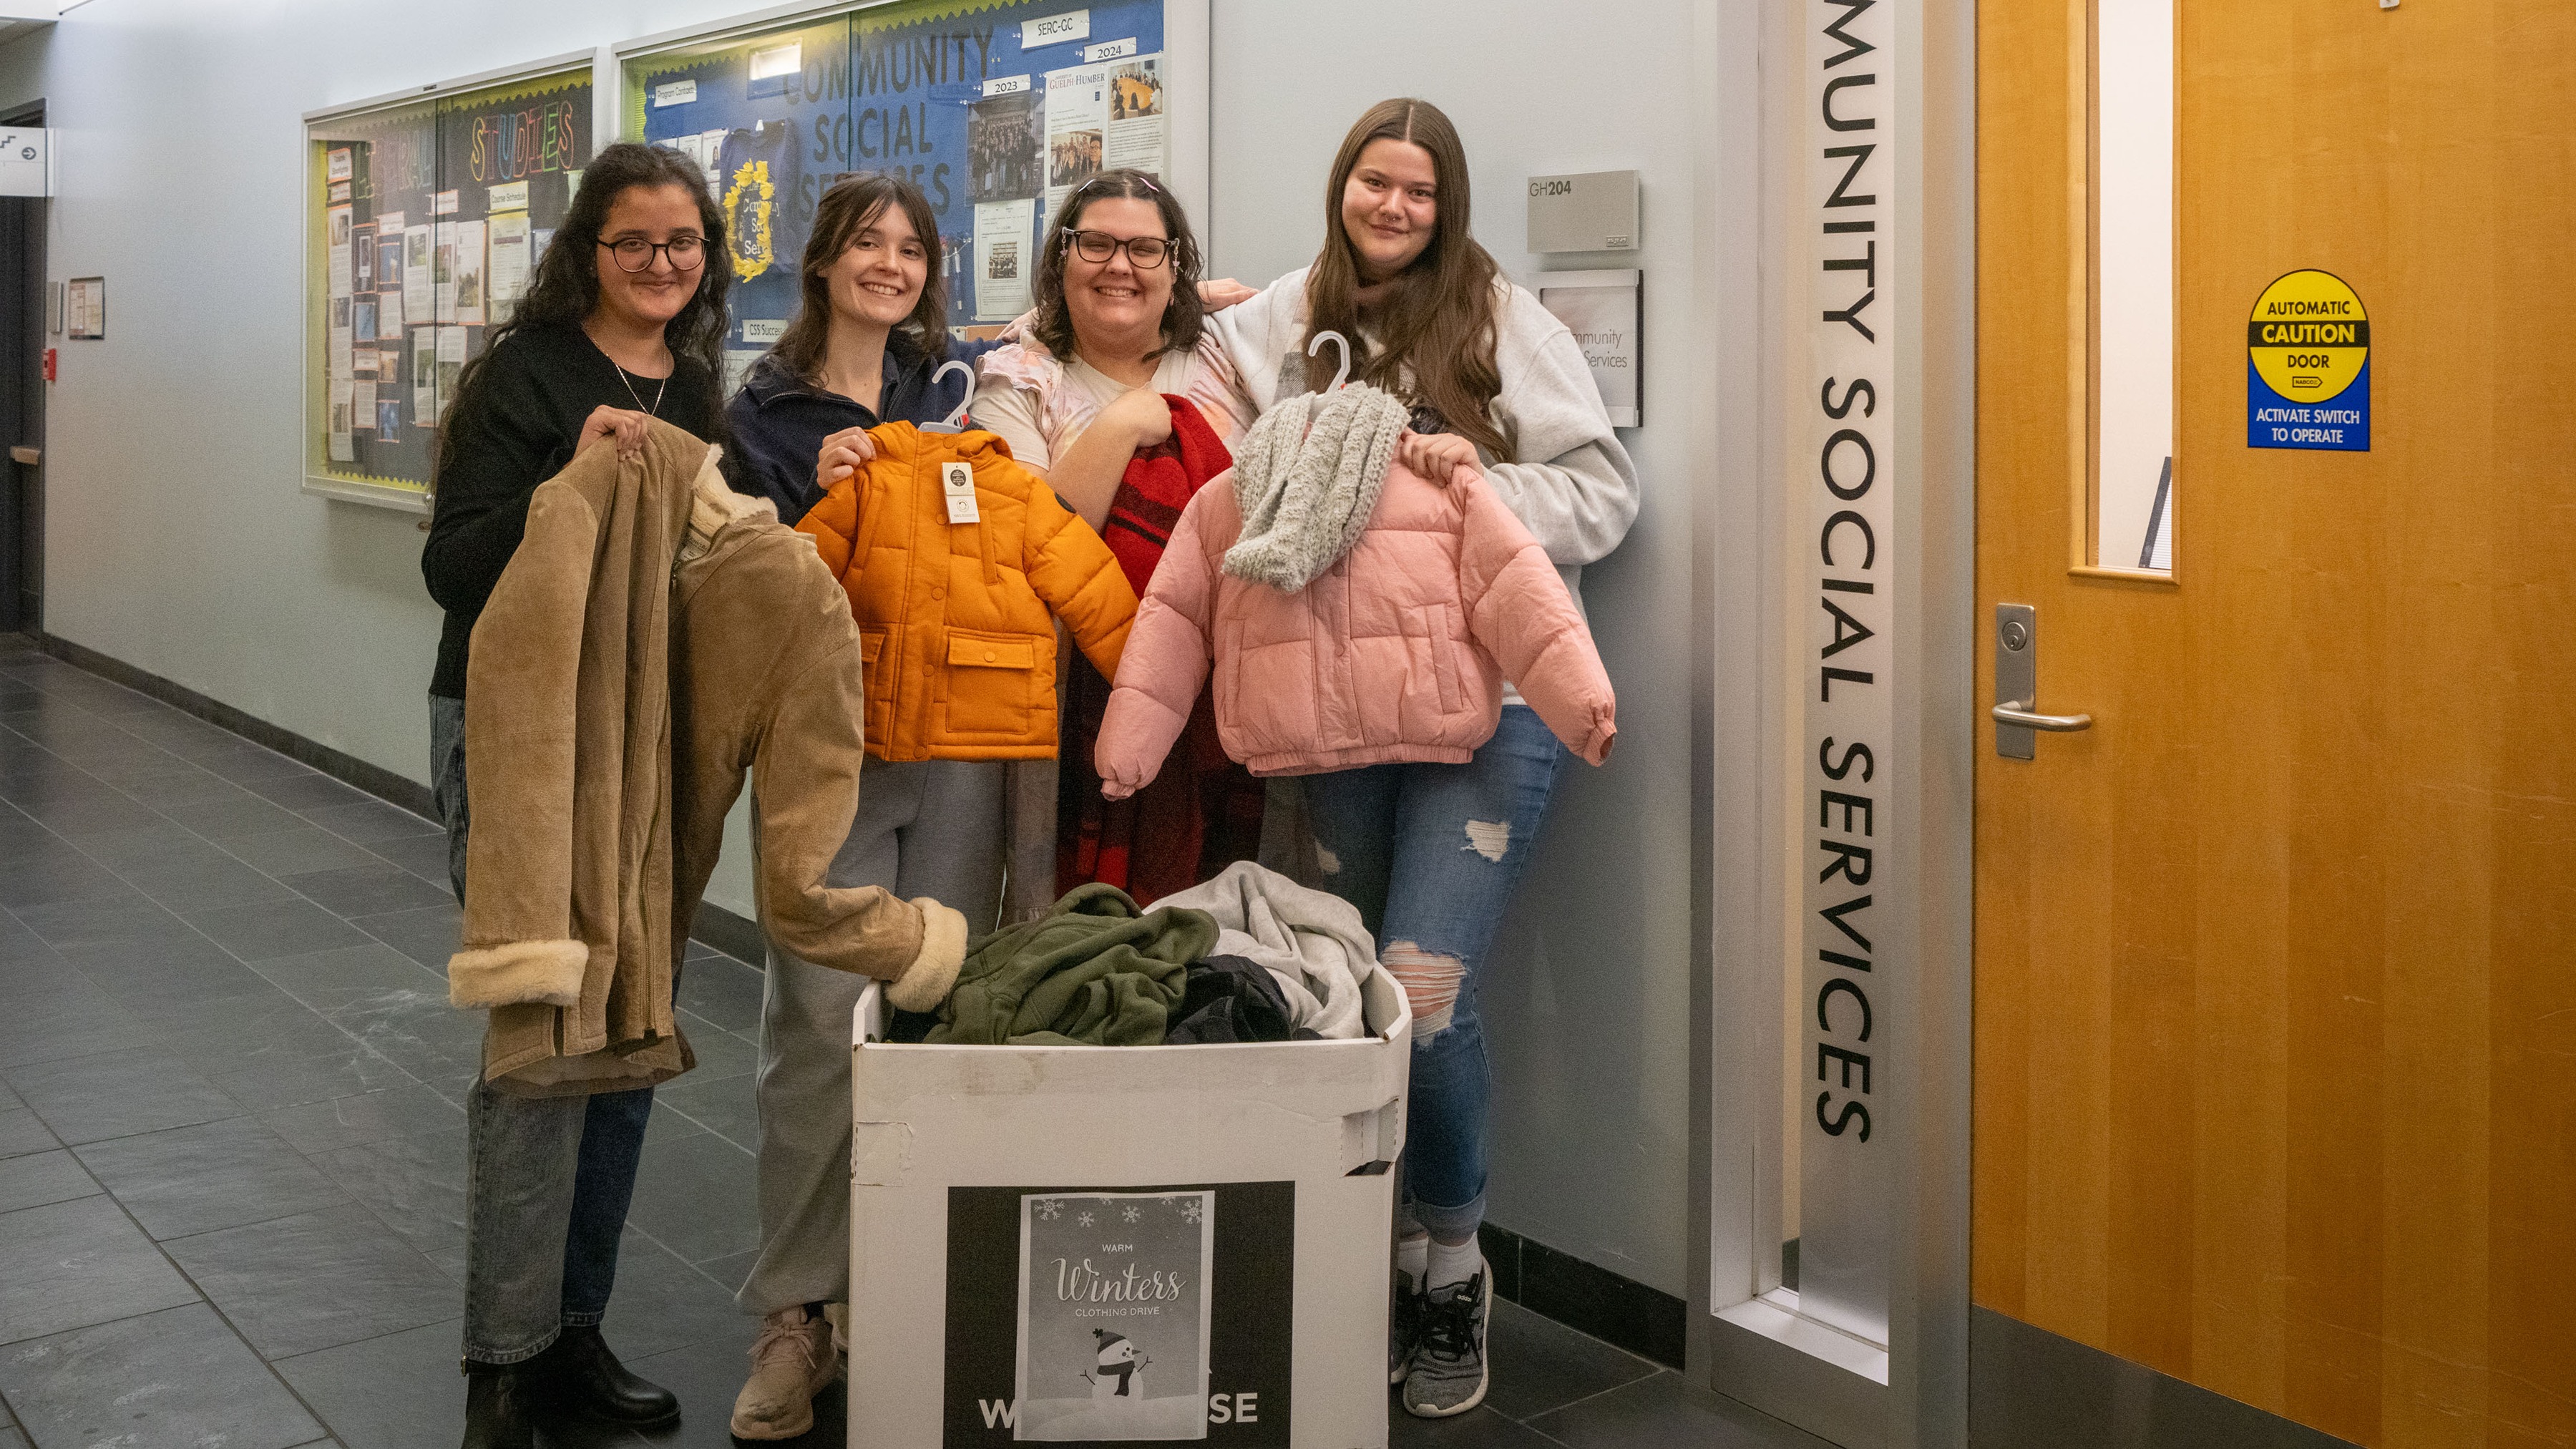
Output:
[{"xmin": 1163, "ymin": 955, "xmax": 1322, "ymax": 1045}]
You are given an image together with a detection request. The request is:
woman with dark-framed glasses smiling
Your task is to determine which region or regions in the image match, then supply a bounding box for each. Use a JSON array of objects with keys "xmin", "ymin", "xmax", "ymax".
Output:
[
  {"xmin": 970, "ymin": 170, "xmax": 1264, "ymax": 904},
  {"xmin": 971, "ymin": 167, "xmax": 1256, "ymax": 527},
  {"xmin": 419, "ymin": 140, "xmax": 737, "ymax": 1449}
]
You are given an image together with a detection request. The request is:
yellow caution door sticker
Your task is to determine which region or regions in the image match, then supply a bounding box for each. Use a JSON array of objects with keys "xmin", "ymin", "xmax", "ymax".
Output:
[{"xmin": 2248, "ymin": 268, "xmax": 2369, "ymax": 451}]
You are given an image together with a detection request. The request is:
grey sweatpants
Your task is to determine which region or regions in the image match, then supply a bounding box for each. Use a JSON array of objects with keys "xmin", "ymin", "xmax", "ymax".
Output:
[{"xmin": 737, "ymin": 757, "xmax": 1007, "ymax": 1318}]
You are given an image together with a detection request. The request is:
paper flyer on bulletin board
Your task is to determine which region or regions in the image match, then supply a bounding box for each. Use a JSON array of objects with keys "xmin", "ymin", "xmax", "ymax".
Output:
[
  {"xmin": 629, "ymin": 0, "xmax": 1177, "ymax": 357},
  {"xmin": 305, "ymin": 70, "xmax": 592, "ymax": 502}
]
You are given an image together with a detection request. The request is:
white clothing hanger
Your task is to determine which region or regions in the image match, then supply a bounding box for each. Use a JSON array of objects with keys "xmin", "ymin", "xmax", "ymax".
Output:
[
  {"xmin": 1307, "ymin": 331, "xmax": 1352, "ymax": 393},
  {"xmin": 920, "ymin": 360, "xmax": 976, "ymax": 434}
]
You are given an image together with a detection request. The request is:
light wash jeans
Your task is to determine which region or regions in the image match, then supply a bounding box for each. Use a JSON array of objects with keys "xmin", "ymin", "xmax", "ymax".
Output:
[
  {"xmin": 432, "ymin": 693, "xmax": 657, "ymax": 1365},
  {"xmin": 739, "ymin": 757, "xmax": 1007, "ymax": 1317},
  {"xmin": 1300, "ymin": 705, "xmax": 1566, "ymax": 1241}
]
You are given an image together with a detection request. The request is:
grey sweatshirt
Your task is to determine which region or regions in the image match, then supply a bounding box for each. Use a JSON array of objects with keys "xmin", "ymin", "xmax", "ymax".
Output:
[{"xmin": 1206, "ymin": 265, "xmax": 1640, "ymax": 620}]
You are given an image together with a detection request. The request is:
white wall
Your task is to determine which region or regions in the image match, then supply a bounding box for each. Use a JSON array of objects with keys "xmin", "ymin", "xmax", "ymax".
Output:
[
  {"xmin": 1207, "ymin": 0, "xmax": 1706, "ymax": 1294},
  {"xmin": 0, "ymin": 0, "xmax": 1713, "ymax": 1296},
  {"xmin": 0, "ymin": 0, "xmax": 785, "ymax": 914}
]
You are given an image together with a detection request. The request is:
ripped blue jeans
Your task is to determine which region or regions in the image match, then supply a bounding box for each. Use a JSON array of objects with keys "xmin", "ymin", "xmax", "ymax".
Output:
[{"xmin": 1300, "ymin": 705, "xmax": 1565, "ymax": 1241}]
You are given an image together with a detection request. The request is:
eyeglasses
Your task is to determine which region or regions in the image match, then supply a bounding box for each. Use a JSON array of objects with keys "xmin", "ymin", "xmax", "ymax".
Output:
[
  {"xmin": 1060, "ymin": 229, "xmax": 1171, "ymax": 269},
  {"xmin": 599, "ymin": 235, "xmax": 707, "ymax": 273}
]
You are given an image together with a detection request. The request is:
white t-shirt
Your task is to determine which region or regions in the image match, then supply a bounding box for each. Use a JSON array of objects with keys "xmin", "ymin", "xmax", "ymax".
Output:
[{"xmin": 971, "ymin": 348, "xmax": 1201, "ymax": 471}]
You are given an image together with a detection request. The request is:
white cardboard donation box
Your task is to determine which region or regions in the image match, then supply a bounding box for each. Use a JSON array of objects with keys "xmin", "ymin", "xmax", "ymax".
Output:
[{"xmin": 847, "ymin": 969, "xmax": 1412, "ymax": 1448}]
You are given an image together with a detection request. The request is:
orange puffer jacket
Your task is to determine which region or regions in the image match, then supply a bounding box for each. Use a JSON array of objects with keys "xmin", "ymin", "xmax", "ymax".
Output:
[{"xmin": 795, "ymin": 423, "xmax": 1136, "ymax": 761}]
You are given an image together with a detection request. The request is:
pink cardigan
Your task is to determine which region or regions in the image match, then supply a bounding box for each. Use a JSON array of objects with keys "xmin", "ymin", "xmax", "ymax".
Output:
[{"xmin": 1095, "ymin": 456, "xmax": 1617, "ymax": 793}]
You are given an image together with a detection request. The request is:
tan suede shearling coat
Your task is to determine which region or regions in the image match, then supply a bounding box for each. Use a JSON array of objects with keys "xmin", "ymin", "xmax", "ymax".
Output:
[{"xmin": 450, "ymin": 421, "xmax": 962, "ymax": 1096}]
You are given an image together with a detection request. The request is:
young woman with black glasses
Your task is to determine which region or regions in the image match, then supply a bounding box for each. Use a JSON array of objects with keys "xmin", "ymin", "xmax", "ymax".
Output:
[{"xmin": 419, "ymin": 140, "xmax": 737, "ymax": 1449}]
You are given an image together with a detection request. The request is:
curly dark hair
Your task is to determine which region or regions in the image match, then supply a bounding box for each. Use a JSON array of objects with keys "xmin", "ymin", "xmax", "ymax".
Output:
[
  {"xmin": 436, "ymin": 142, "xmax": 731, "ymax": 480},
  {"xmin": 1029, "ymin": 169, "xmax": 1204, "ymax": 364}
]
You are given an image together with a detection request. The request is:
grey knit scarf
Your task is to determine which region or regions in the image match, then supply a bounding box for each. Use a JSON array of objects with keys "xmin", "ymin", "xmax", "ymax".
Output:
[{"xmin": 1221, "ymin": 381, "xmax": 1410, "ymax": 593}]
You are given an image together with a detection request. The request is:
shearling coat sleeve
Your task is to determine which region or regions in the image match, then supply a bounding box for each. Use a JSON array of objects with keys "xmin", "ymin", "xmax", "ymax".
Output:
[
  {"xmin": 748, "ymin": 633, "xmax": 931, "ymax": 977},
  {"xmin": 1019, "ymin": 477, "xmax": 1138, "ymax": 681},
  {"xmin": 1094, "ymin": 486, "xmax": 1223, "ymax": 799},
  {"xmin": 448, "ymin": 479, "xmax": 598, "ymax": 1010},
  {"xmin": 669, "ymin": 517, "xmax": 934, "ymax": 982},
  {"xmin": 1456, "ymin": 475, "xmax": 1619, "ymax": 766}
]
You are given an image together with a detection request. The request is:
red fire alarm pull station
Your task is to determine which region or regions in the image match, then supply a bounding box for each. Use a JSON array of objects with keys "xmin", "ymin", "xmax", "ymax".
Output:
[{"xmin": 42, "ymin": 348, "xmax": 56, "ymax": 383}]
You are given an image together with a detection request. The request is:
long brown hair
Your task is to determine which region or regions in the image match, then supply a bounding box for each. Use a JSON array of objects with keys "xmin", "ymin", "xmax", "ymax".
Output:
[
  {"xmin": 437, "ymin": 142, "xmax": 730, "ymax": 482},
  {"xmin": 766, "ymin": 172, "xmax": 950, "ymax": 387},
  {"xmin": 1304, "ymin": 99, "xmax": 1508, "ymax": 459},
  {"xmin": 1030, "ymin": 169, "xmax": 1206, "ymax": 364}
]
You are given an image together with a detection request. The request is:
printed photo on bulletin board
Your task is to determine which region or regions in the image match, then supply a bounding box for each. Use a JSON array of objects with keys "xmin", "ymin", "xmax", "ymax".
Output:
[
  {"xmin": 623, "ymin": 0, "xmax": 1184, "ymax": 388},
  {"xmin": 304, "ymin": 67, "xmax": 592, "ymax": 506}
]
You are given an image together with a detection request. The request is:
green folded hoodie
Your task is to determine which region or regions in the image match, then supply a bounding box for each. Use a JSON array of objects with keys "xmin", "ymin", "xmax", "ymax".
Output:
[{"xmin": 927, "ymin": 884, "xmax": 1216, "ymax": 1046}]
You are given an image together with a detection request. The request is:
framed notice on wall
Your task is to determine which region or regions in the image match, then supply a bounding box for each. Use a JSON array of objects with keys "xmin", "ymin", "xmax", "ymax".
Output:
[
  {"xmin": 65, "ymin": 277, "xmax": 104, "ymax": 339},
  {"xmin": 302, "ymin": 56, "xmax": 594, "ymax": 510},
  {"xmin": 619, "ymin": 0, "xmax": 1206, "ymax": 385},
  {"xmin": 1536, "ymin": 269, "xmax": 1640, "ymax": 427}
]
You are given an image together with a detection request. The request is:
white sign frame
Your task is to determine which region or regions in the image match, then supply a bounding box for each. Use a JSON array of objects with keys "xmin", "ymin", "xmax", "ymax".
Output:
[
  {"xmin": 1535, "ymin": 268, "xmax": 1641, "ymax": 427},
  {"xmin": 0, "ymin": 125, "xmax": 52, "ymax": 198}
]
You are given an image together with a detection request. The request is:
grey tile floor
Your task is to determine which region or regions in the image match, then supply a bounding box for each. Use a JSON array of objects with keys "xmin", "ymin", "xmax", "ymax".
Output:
[{"xmin": 0, "ymin": 637, "xmax": 1825, "ymax": 1449}]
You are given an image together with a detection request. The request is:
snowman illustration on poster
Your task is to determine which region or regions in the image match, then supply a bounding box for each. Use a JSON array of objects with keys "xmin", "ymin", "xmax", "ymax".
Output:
[{"xmin": 1013, "ymin": 1190, "xmax": 1214, "ymax": 1441}]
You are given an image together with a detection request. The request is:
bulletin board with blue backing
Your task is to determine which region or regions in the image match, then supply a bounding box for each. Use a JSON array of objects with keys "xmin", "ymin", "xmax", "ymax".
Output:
[{"xmin": 623, "ymin": 0, "xmax": 1179, "ymax": 384}]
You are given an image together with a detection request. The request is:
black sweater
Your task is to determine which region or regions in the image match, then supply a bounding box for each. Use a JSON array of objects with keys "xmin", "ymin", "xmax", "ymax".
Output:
[{"xmin": 421, "ymin": 323, "xmax": 726, "ymax": 700}]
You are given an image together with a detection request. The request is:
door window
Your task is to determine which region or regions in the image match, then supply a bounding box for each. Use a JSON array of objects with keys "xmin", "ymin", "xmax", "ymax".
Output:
[{"xmin": 2087, "ymin": 0, "xmax": 2175, "ymax": 575}]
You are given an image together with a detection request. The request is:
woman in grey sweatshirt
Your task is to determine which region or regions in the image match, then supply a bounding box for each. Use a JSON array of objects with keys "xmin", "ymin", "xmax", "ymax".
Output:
[{"xmin": 1204, "ymin": 97, "xmax": 1638, "ymax": 1421}]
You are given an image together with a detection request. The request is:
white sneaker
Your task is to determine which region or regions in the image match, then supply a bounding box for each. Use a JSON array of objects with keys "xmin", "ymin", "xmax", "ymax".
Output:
[{"xmin": 731, "ymin": 1305, "xmax": 838, "ymax": 1440}]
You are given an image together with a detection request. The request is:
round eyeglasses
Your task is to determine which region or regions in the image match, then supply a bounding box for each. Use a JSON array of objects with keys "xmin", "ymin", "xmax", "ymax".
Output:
[
  {"xmin": 599, "ymin": 235, "xmax": 707, "ymax": 273},
  {"xmin": 1060, "ymin": 229, "xmax": 1172, "ymax": 269}
]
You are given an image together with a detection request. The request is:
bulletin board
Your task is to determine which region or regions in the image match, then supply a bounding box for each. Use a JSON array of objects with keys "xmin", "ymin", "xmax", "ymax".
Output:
[
  {"xmin": 618, "ymin": 0, "xmax": 1205, "ymax": 390},
  {"xmin": 302, "ymin": 59, "xmax": 594, "ymax": 510}
]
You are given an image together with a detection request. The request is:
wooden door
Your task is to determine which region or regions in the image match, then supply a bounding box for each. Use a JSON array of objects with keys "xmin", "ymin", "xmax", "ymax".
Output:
[{"xmin": 1973, "ymin": 2, "xmax": 2576, "ymax": 1445}]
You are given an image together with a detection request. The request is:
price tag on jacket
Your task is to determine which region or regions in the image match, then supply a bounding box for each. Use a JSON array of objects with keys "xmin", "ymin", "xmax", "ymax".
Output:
[{"xmin": 942, "ymin": 462, "xmax": 980, "ymax": 524}]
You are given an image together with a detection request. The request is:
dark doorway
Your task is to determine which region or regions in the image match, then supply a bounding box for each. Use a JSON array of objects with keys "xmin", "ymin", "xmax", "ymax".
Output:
[{"xmin": 1, "ymin": 100, "xmax": 43, "ymax": 634}]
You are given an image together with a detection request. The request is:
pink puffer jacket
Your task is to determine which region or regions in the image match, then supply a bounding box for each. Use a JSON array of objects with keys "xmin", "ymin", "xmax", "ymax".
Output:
[{"xmin": 1096, "ymin": 457, "xmax": 1616, "ymax": 791}]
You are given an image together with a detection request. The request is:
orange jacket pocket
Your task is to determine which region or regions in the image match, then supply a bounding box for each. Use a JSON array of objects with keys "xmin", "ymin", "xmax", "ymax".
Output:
[{"xmin": 942, "ymin": 630, "xmax": 1038, "ymax": 737}]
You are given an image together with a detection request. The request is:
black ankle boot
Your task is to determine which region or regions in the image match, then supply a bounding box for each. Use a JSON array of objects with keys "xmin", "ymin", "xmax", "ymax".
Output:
[
  {"xmin": 536, "ymin": 1325, "xmax": 680, "ymax": 1426},
  {"xmin": 461, "ymin": 1367, "xmax": 537, "ymax": 1449}
]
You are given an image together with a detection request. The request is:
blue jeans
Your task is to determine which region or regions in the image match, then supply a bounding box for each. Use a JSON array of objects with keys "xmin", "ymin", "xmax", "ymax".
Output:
[
  {"xmin": 433, "ymin": 693, "xmax": 656, "ymax": 1365},
  {"xmin": 1300, "ymin": 705, "xmax": 1565, "ymax": 1242}
]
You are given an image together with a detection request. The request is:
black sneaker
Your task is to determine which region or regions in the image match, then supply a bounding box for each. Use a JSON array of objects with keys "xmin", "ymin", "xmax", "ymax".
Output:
[
  {"xmin": 1402, "ymin": 1271, "xmax": 1490, "ymax": 1418},
  {"xmin": 1388, "ymin": 1268, "xmax": 1426, "ymax": 1385}
]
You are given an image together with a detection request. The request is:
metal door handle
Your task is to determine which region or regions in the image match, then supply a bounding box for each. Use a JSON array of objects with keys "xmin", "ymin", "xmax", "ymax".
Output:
[
  {"xmin": 1994, "ymin": 603, "xmax": 2092, "ymax": 758},
  {"xmin": 1991, "ymin": 701, "xmax": 2091, "ymax": 732}
]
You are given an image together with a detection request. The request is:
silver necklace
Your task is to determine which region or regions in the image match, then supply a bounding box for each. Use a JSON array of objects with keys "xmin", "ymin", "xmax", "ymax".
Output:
[{"xmin": 614, "ymin": 362, "xmax": 669, "ymax": 418}]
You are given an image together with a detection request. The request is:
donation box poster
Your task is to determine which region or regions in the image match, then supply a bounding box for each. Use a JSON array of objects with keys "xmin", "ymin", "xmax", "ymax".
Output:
[{"xmin": 945, "ymin": 1181, "xmax": 1293, "ymax": 1445}]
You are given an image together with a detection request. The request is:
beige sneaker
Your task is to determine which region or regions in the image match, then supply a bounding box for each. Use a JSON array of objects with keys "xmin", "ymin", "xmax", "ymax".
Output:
[{"xmin": 731, "ymin": 1306, "xmax": 838, "ymax": 1440}]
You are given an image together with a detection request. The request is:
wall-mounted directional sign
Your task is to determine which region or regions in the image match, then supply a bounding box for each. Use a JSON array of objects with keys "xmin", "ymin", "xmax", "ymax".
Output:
[
  {"xmin": 0, "ymin": 127, "xmax": 52, "ymax": 197},
  {"xmin": 2248, "ymin": 268, "xmax": 2368, "ymax": 452}
]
